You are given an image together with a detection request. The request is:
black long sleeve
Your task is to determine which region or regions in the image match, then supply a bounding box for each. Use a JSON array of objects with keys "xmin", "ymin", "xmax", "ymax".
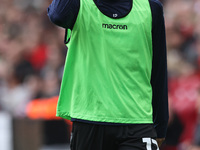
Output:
[
  {"xmin": 149, "ymin": 0, "xmax": 169, "ymax": 138},
  {"xmin": 47, "ymin": 0, "xmax": 79, "ymax": 29}
]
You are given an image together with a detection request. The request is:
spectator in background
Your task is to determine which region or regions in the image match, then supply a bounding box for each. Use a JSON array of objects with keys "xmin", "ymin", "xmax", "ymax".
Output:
[{"xmin": 192, "ymin": 88, "xmax": 200, "ymax": 148}]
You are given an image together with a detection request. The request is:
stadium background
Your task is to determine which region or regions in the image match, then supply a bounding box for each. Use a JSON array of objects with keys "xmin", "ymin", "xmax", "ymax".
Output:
[{"xmin": 0, "ymin": 0, "xmax": 200, "ymax": 149}]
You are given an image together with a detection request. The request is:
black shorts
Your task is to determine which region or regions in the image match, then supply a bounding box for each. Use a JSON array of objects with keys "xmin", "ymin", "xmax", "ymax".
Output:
[{"xmin": 70, "ymin": 121, "xmax": 159, "ymax": 150}]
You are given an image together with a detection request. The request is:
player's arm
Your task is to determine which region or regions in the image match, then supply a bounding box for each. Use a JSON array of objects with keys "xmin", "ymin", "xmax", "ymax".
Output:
[
  {"xmin": 47, "ymin": 0, "xmax": 80, "ymax": 29},
  {"xmin": 149, "ymin": 0, "xmax": 169, "ymax": 146}
]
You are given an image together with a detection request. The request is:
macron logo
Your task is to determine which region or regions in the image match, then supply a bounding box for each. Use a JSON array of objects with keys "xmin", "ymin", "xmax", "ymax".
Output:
[{"xmin": 102, "ymin": 23, "xmax": 128, "ymax": 30}]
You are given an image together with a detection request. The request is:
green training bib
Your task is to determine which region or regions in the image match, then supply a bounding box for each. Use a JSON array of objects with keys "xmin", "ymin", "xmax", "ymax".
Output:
[{"xmin": 57, "ymin": 0, "xmax": 153, "ymax": 124}]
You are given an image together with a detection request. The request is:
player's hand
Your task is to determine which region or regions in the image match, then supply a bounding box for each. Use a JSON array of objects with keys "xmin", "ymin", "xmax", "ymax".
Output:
[{"xmin": 156, "ymin": 138, "xmax": 165, "ymax": 147}]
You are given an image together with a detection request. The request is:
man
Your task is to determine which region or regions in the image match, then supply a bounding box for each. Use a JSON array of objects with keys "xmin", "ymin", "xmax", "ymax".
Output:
[{"xmin": 47, "ymin": 0, "xmax": 168, "ymax": 149}]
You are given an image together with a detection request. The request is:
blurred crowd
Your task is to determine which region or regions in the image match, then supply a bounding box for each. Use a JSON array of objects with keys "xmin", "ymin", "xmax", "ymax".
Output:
[
  {"xmin": 0, "ymin": 0, "xmax": 200, "ymax": 149},
  {"xmin": 163, "ymin": 0, "xmax": 200, "ymax": 150},
  {"xmin": 0, "ymin": 0, "xmax": 67, "ymax": 116}
]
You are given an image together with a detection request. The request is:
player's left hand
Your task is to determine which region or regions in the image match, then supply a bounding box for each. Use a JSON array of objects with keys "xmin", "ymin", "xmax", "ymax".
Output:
[{"xmin": 156, "ymin": 138, "xmax": 165, "ymax": 147}]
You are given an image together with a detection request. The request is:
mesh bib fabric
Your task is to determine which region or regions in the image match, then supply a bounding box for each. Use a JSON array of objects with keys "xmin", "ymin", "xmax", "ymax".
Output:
[{"xmin": 57, "ymin": 0, "xmax": 153, "ymax": 124}]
